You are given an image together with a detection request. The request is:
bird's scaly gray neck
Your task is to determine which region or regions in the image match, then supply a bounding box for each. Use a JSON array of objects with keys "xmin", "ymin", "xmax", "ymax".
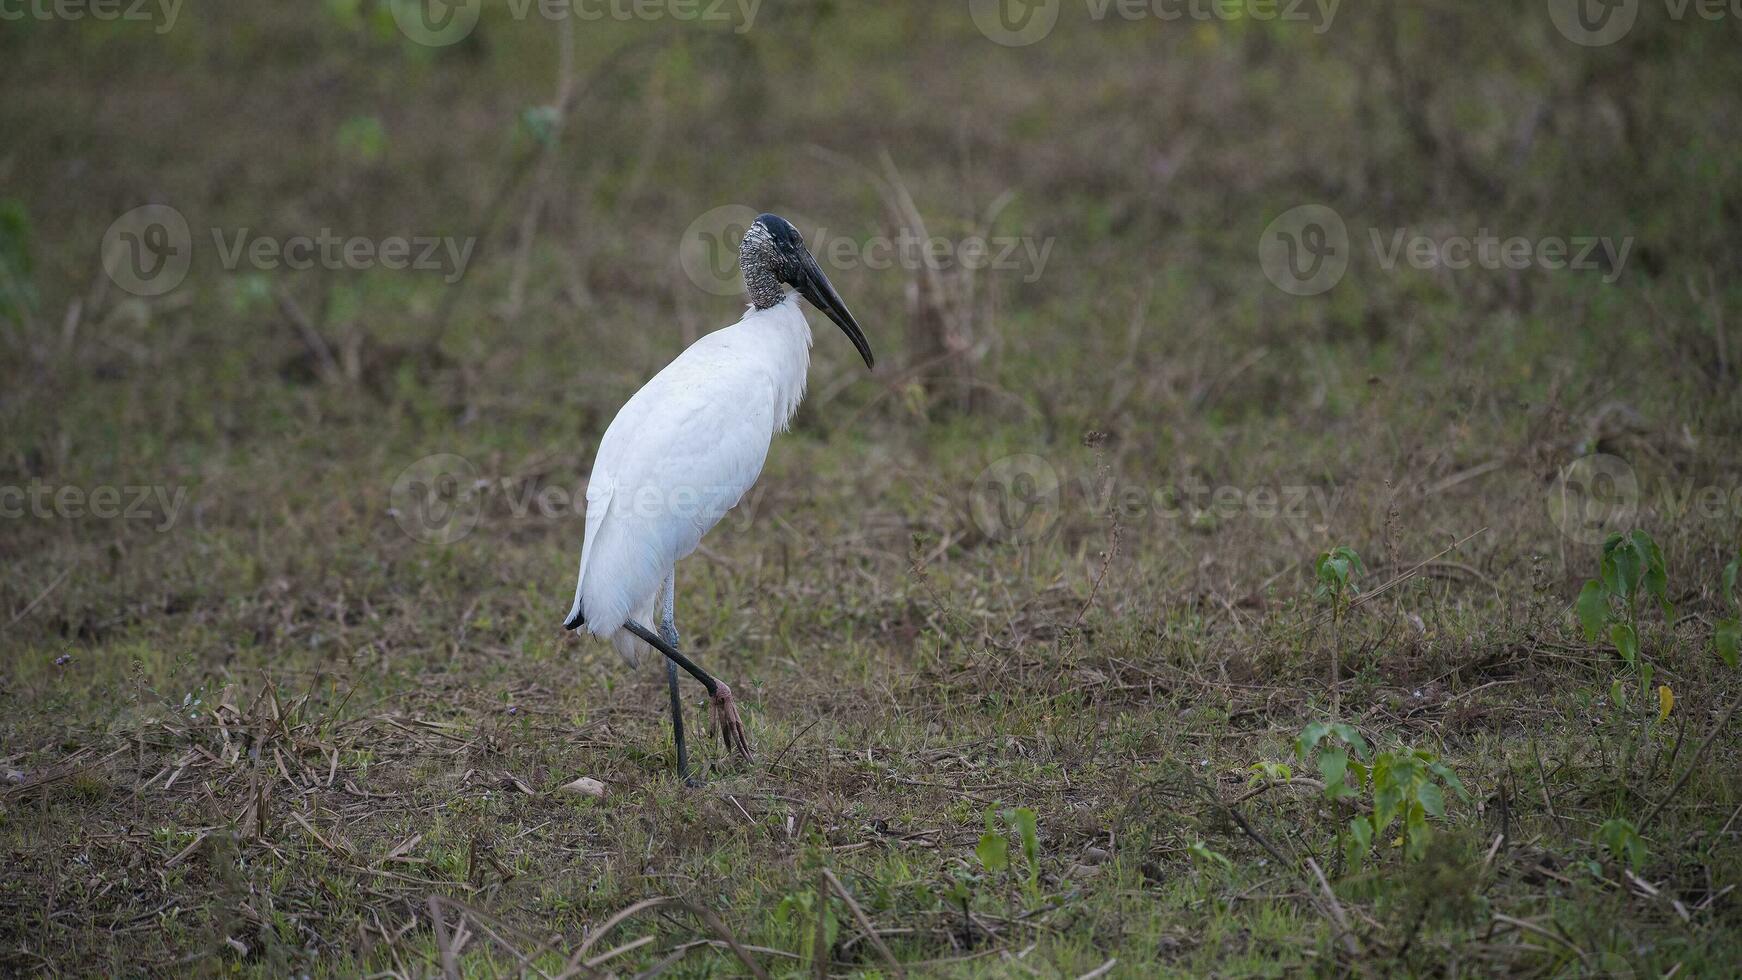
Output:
[
  {"xmin": 744, "ymin": 263, "xmax": 786, "ymax": 310},
  {"xmin": 740, "ymin": 221, "xmax": 787, "ymax": 310}
]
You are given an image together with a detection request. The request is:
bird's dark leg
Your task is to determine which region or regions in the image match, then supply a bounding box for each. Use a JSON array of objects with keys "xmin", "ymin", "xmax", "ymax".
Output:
[
  {"xmin": 621, "ymin": 619, "xmax": 752, "ymax": 761},
  {"xmin": 665, "ymin": 659, "xmax": 690, "ymax": 782},
  {"xmin": 658, "ymin": 572, "xmax": 693, "ymax": 784}
]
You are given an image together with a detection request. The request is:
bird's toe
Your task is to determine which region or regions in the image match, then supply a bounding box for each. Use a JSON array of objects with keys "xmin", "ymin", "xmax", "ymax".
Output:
[{"xmin": 708, "ymin": 683, "xmax": 753, "ymax": 760}]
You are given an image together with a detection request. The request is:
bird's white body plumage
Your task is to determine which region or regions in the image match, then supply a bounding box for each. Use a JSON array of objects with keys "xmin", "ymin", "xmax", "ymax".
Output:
[{"xmin": 567, "ymin": 292, "xmax": 813, "ymax": 665}]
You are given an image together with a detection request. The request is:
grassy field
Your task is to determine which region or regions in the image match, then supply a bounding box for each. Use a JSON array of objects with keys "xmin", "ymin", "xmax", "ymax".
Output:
[{"xmin": 3, "ymin": 3, "xmax": 1741, "ymax": 976}]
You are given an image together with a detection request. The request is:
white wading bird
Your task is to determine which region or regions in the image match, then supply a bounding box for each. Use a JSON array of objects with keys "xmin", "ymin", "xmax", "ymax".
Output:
[{"xmin": 563, "ymin": 213, "xmax": 874, "ymax": 781}]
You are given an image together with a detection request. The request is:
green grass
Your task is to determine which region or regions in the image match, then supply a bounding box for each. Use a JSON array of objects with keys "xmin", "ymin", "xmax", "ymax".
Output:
[{"xmin": 3, "ymin": 2, "xmax": 1741, "ymax": 976}]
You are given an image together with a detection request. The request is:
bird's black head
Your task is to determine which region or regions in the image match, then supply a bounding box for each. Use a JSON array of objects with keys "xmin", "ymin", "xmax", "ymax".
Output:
[{"xmin": 741, "ymin": 213, "xmax": 874, "ymax": 370}]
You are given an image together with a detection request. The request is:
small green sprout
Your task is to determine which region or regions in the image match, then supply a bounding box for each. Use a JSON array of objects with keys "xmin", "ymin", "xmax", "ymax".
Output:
[
  {"xmin": 1314, "ymin": 545, "xmax": 1365, "ymax": 608},
  {"xmin": 1715, "ymin": 549, "xmax": 1740, "ymax": 669},
  {"xmin": 1598, "ymin": 817, "xmax": 1647, "ymax": 872},
  {"xmin": 1188, "ymin": 840, "xmax": 1233, "ymax": 874},
  {"xmin": 976, "ymin": 806, "xmax": 1043, "ymax": 906}
]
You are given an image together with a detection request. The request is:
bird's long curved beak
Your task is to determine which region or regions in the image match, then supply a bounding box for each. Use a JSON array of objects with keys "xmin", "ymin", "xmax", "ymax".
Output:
[{"xmin": 795, "ymin": 249, "xmax": 874, "ymax": 369}]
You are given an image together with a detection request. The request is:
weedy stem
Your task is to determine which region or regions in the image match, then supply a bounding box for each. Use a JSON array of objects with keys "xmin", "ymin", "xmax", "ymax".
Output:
[
  {"xmin": 1641, "ymin": 695, "xmax": 1741, "ymax": 831},
  {"xmin": 1331, "ymin": 601, "xmax": 1343, "ymax": 721}
]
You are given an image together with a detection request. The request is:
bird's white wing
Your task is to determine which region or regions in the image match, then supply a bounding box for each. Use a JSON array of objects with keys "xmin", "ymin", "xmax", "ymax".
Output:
[
  {"xmin": 570, "ymin": 340, "xmax": 779, "ymax": 640},
  {"xmin": 563, "ymin": 475, "xmax": 613, "ymax": 629}
]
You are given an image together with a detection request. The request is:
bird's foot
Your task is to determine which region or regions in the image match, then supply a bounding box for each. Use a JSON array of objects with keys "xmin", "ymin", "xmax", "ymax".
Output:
[{"xmin": 709, "ymin": 682, "xmax": 752, "ymax": 760}]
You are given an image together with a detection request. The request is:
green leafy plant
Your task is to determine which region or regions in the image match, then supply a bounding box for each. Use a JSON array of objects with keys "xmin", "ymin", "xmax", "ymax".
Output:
[
  {"xmin": 1313, "ymin": 545, "xmax": 1364, "ymax": 718},
  {"xmin": 1597, "ymin": 817, "xmax": 1647, "ymax": 872},
  {"xmin": 336, "ymin": 115, "xmax": 388, "ymax": 164},
  {"xmin": 944, "ymin": 870, "xmax": 974, "ymax": 910},
  {"xmin": 322, "ymin": 0, "xmax": 363, "ymax": 30},
  {"xmin": 1314, "ymin": 545, "xmax": 1365, "ymax": 609},
  {"xmin": 1715, "ymin": 550, "xmax": 1740, "ymax": 669},
  {"xmin": 1292, "ymin": 722, "xmax": 1469, "ymax": 868},
  {"xmin": 1359, "ymin": 748, "xmax": 1470, "ymax": 865},
  {"xmin": 941, "ymin": 869, "xmax": 976, "ymax": 942},
  {"xmin": 1246, "ymin": 760, "xmax": 1293, "ymax": 786},
  {"xmin": 976, "ymin": 806, "xmax": 1042, "ymax": 906},
  {"xmin": 1576, "ymin": 530, "xmax": 1672, "ymax": 669},
  {"xmin": 1188, "ymin": 839, "xmax": 1233, "ymax": 875},
  {"xmin": 0, "ymin": 199, "xmax": 36, "ymax": 327},
  {"xmin": 974, "ymin": 811, "xmax": 1008, "ymax": 875},
  {"xmin": 1294, "ymin": 720, "xmax": 1369, "ymax": 802},
  {"xmin": 773, "ymin": 885, "xmax": 839, "ymax": 973},
  {"xmin": 1592, "ymin": 666, "xmax": 1681, "ymax": 784},
  {"xmin": 519, "ymin": 105, "xmax": 561, "ymax": 147}
]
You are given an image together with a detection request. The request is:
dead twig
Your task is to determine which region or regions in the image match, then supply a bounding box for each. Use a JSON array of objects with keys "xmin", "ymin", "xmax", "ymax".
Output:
[
  {"xmin": 5, "ymin": 565, "xmax": 71, "ymax": 630},
  {"xmin": 1491, "ymin": 913, "xmax": 1592, "ymax": 970},
  {"xmin": 1641, "ymin": 695, "xmax": 1741, "ymax": 831},
  {"xmin": 1530, "ymin": 738, "xmax": 1565, "ymax": 833},
  {"xmin": 276, "ymin": 287, "xmax": 341, "ymax": 385},
  {"xmin": 822, "ymin": 868, "xmax": 906, "ymax": 979},
  {"xmin": 1305, "ymin": 857, "xmax": 1359, "ymax": 960},
  {"xmin": 564, "ymin": 897, "xmax": 768, "ymax": 980},
  {"xmin": 502, "ymin": 13, "xmax": 576, "ymax": 319}
]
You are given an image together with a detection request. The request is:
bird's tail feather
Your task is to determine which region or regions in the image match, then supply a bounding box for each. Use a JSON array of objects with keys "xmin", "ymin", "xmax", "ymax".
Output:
[{"xmin": 610, "ymin": 592, "xmax": 658, "ymax": 668}]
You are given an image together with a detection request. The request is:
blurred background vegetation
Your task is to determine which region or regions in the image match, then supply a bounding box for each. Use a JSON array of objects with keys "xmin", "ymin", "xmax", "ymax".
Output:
[
  {"xmin": 2, "ymin": 1, "xmax": 1740, "ymax": 975},
  {"xmin": 3, "ymin": 3, "xmax": 1739, "ymax": 480}
]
